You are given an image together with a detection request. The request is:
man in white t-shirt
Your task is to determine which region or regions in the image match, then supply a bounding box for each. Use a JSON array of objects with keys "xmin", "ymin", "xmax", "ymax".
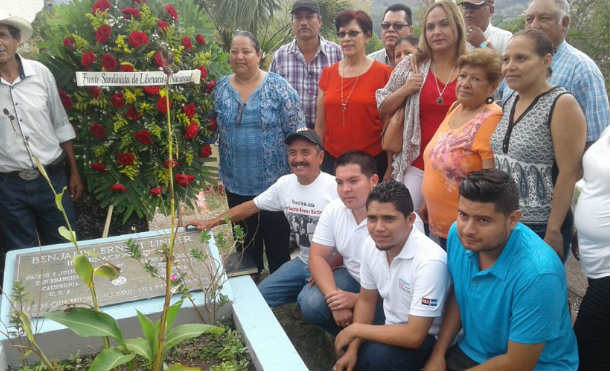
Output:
[
  {"xmin": 299, "ymin": 151, "xmax": 381, "ymax": 335},
  {"xmin": 334, "ymin": 181, "xmax": 450, "ymax": 371}
]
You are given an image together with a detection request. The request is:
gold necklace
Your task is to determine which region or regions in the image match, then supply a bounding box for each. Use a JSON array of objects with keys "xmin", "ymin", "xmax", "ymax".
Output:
[
  {"xmin": 340, "ymin": 63, "xmax": 361, "ymax": 127},
  {"xmin": 432, "ymin": 65, "xmax": 457, "ymax": 105}
]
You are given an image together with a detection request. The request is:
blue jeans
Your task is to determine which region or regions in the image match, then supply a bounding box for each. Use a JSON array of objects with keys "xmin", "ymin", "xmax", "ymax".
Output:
[
  {"xmin": 258, "ymin": 258, "xmax": 310, "ymax": 307},
  {"xmin": 0, "ymin": 168, "xmax": 76, "ymax": 274},
  {"xmin": 355, "ymin": 335, "xmax": 436, "ymax": 371}
]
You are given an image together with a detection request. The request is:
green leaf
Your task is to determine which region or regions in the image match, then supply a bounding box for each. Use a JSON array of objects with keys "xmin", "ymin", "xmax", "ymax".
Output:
[
  {"xmin": 73, "ymin": 254, "xmax": 93, "ymax": 286},
  {"xmin": 165, "ymin": 300, "xmax": 183, "ymax": 333},
  {"xmin": 125, "ymin": 337, "xmax": 153, "ymax": 362},
  {"xmin": 94, "ymin": 263, "xmax": 120, "ymax": 281},
  {"xmin": 58, "ymin": 226, "xmax": 76, "ymax": 244},
  {"xmin": 18, "ymin": 312, "xmax": 35, "ymax": 344},
  {"xmin": 88, "ymin": 347, "xmax": 134, "ymax": 371},
  {"xmin": 44, "ymin": 308, "xmax": 125, "ymax": 347},
  {"xmin": 136, "ymin": 310, "xmax": 158, "ymax": 358},
  {"xmin": 167, "ymin": 363, "xmax": 200, "ymax": 370},
  {"xmin": 54, "ymin": 189, "xmax": 66, "ymax": 212},
  {"xmin": 165, "ymin": 324, "xmax": 223, "ymax": 352}
]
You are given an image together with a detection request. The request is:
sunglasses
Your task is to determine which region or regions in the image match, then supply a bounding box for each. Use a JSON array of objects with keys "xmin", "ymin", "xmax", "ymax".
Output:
[
  {"xmin": 459, "ymin": 2, "xmax": 489, "ymax": 10},
  {"xmin": 380, "ymin": 22, "xmax": 410, "ymax": 31},
  {"xmin": 337, "ymin": 30, "xmax": 362, "ymax": 39}
]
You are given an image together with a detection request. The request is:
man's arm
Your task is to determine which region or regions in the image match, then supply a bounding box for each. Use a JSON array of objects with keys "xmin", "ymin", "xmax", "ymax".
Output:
[
  {"xmin": 340, "ymin": 315, "xmax": 434, "ymax": 349},
  {"xmin": 423, "ymin": 287, "xmax": 462, "ymax": 371},
  {"xmin": 186, "ymin": 200, "xmax": 259, "ymax": 230},
  {"xmin": 469, "ymin": 341, "xmax": 545, "ymax": 370},
  {"xmin": 60, "ymin": 140, "xmax": 83, "ymax": 200}
]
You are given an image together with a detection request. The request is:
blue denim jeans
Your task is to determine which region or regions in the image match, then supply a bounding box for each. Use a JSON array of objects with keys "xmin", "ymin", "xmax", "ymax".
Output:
[
  {"xmin": 298, "ymin": 267, "xmax": 385, "ymax": 335},
  {"xmin": 355, "ymin": 335, "xmax": 436, "ymax": 371},
  {"xmin": 258, "ymin": 258, "xmax": 310, "ymax": 307}
]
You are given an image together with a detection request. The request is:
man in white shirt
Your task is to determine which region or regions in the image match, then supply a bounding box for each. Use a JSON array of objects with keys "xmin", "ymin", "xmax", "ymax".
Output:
[
  {"xmin": 334, "ymin": 181, "xmax": 449, "ymax": 371},
  {"xmin": 299, "ymin": 151, "xmax": 381, "ymax": 335},
  {"xmin": 368, "ymin": 4, "xmax": 413, "ymax": 67},
  {"xmin": 460, "ymin": 0, "xmax": 512, "ymax": 53},
  {"xmin": 0, "ymin": 12, "xmax": 82, "ymax": 269}
]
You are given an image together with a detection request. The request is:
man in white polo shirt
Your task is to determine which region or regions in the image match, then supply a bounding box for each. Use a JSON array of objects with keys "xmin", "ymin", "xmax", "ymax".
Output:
[
  {"xmin": 334, "ymin": 181, "xmax": 449, "ymax": 371},
  {"xmin": 299, "ymin": 151, "xmax": 381, "ymax": 335}
]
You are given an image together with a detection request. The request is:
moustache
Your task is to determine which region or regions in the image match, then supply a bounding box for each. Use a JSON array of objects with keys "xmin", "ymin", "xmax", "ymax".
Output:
[{"xmin": 291, "ymin": 162, "xmax": 309, "ymax": 167}]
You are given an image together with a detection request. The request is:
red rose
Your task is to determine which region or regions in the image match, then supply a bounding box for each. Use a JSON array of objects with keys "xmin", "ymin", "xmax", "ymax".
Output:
[
  {"xmin": 110, "ymin": 183, "xmax": 127, "ymax": 192},
  {"xmin": 183, "ymin": 103, "xmax": 196, "ymax": 119},
  {"xmin": 156, "ymin": 96, "xmax": 172, "ymax": 115},
  {"xmin": 157, "ymin": 19, "xmax": 169, "ymax": 31},
  {"xmin": 117, "ymin": 152, "xmax": 135, "ymax": 166},
  {"xmin": 88, "ymin": 86, "xmax": 101, "ymax": 99},
  {"xmin": 121, "ymin": 7, "xmax": 140, "ymax": 19},
  {"xmin": 90, "ymin": 162, "xmax": 106, "ymax": 172},
  {"xmin": 101, "ymin": 53, "xmax": 118, "ymax": 71},
  {"xmin": 135, "ymin": 130, "xmax": 152, "ymax": 145},
  {"xmin": 95, "ymin": 24, "xmax": 111, "ymax": 44},
  {"xmin": 59, "ymin": 89, "xmax": 73, "ymax": 110},
  {"xmin": 125, "ymin": 105, "xmax": 142, "ymax": 120},
  {"xmin": 143, "ymin": 85, "xmax": 161, "ymax": 95},
  {"xmin": 153, "ymin": 51, "xmax": 167, "ymax": 68},
  {"xmin": 195, "ymin": 34, "xmax": 206, "ymax": 46},
  {"xmin": 206, "ymin": 79, "xmax": 216, "ymax": 93},
  {"xmin": 92, "ymin": 0, "xmax": 111, "ymax": 14},
  {"xmin": 163, "ymin": 159, "xmax": 178, "ymax": 168},
  {"xmin": 197, "ymin": 66, "xmax": 208, "ymax": 82},
  {"xmin": 110, "ymin": 92, "xmax": 125, "ymax": 108},
  {"xmin": 181, "ymin": 36, "xmax": 192, "ymax": 50},
  {"xmin": 176, "ymin": 173, "xmax": 195, "ymax": 186},
  {"xmin": 199, "ymin": 145, "xmax": 212, "ymax": 158},
  {"xmin": 164, "ymin": 4, "xmax": 178, "ymax": 21},
  {"xmin": 81, "ymin": 51, "xmax": 96, "ymax": 69},
  {"xmin": 150, "ymin": 187, "xmax": 163, "ymax": 196},
  {"xmin": 119, "ymin": 63, "xmax": 134, "ymax": 72},
  {"xmin": 184, "ymin": 122, "xmax": 199, "ymax": 140},
  {"xmin": 208, "ymin": 116, "xmax": 217, "ymax": 131},
  {"xmin": 90, "ymin": 122, "xmax": 107, "ymax": 138},
  {"xmin": 128, "ymin": 31, "xmax": 149, "ymax": 48},
  {"xmin": 63, "ymin": 37, "xmax": 74, "ymax": 49}
]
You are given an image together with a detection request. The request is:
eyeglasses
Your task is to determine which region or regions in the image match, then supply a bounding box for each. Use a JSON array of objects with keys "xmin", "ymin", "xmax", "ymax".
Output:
[
  {"xmin": 380, "ymin": 22, "xmax": 410, "ymax": 31},
  {"xmin": 337, "ymin": 30, "xmax": 362, "ymax": 39},
  {"xmin": 459, "ymin": 2, "xmax": 489, "ymax": 11}
]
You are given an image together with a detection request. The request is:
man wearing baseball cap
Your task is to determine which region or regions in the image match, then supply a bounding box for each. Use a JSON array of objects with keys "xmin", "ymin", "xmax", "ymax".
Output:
[
  {"xmin": 188, "ymin": 129, "xmax": 339, "ymax": 306},
  {"xmin": 0, "ymin": 10, "xmax": 83, "ymax": 278},
  {"xmin": 270, "ymin": 0, "xmax": 342, "ymax": 129},
  {"xmin": 459, "ymin": 0, "xmax": 512, "ymax": 53}
]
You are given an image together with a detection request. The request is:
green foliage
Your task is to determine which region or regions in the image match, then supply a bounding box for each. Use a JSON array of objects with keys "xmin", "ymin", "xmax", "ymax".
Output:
[
  {"xmin": 32, "ymin": 0, "xmax": 230, "ymax": 222},
  {"xmin": 496, "ymin": 15, "xmax": 525, "ymax": 34},
  {"xmin": 44, "ymin": 308, "xmax": 126, "ymax": 347},
  {"xmin": 365, "ymin": 33, "xmax": 384, "ymax": 55},
  {"xmin": 199, "ymin": 328, "xmax": 250, "ymax": 371},
  {"xmin": 73, "ymin": 254, "xmax": 94, "ymax": 287},
  {"xmin": 87, "ymin": 347, "xmax": 135, "ymax": 371}
]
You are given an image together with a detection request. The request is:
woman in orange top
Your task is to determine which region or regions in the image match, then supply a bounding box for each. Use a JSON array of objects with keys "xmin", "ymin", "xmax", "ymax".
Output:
[
  {"xmin": 421, "ymin": 48, "xmax": 503, "ymax": 248},
  {"xmin": 315, "ymin": 10, "xmax": 393, "ymax": 178}
]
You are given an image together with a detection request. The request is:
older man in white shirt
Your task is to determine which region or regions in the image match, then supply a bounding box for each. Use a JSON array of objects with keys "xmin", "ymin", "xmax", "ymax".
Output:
[{"xmin": 460, "ymin": 0, "xmax": 512, "ymax": 53}]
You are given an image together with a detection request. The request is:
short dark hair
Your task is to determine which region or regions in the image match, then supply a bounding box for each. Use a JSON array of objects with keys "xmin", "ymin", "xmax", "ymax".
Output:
[
  {"xmin": 384, "ymin": 4, "xmax": 413, "ymax": 26},
  {"xmin": 395, "ymin": 35, "xmax": 419, "ymax": 48},
  {"xmin": 511, "ymin": 29, "xmax": 554, "ymax": 76},
  {"xmin": 335, "ymin": 151, "xmax": 377, "ymax": 177},
  {"xmin": 335, "ymin": 10, "xmax": 373, "ymax": 37},
  {"xmin": 232, "ymin": 30, "xmax": 260, "ymax": 53},
  {"xmin": 458, "ymin": 169, "xmax": 519, "ymax": 215},
  {"xmin": 366, "ymin": 180, "xmax": 414, "ymax": 217}
]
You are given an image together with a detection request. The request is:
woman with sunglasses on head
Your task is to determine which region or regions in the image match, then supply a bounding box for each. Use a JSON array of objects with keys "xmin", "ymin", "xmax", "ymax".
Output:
[
  {"xmin": 377, "ymin": 1, "xmax": 467, "ymax": 213},
  {"xmin": 315, "ymin": 10, "xmax": 393, "ymax": 178},
  {"xmin": 490, "ymin": 29, "xmax": 586, "ymax": 260},
  {"xmin": 213, "ymin": 31, "xmax": 305, "ymax": 274}
]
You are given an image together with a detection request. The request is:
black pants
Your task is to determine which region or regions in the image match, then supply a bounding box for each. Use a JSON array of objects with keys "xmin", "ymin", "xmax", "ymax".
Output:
[
  {"xmin": 225, "ymin": 191, "xmax": 290, "ymax": 273},
  {"xmin": 321, "ymin": 151, "xmax": 388, "ymax": 179},
  {"xmin": 446, "ymin": 344, "xmax": 479, "ymax": 371},
  {"xmin": 574, "ymin": 276, "xmax": 609, "ymax": 370}
]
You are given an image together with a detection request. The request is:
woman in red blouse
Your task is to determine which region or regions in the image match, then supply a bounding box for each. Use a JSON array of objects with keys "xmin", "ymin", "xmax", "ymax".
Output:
[{"xmin": 315, "ymin": 10, "xmax": 393, "ymax": 178}]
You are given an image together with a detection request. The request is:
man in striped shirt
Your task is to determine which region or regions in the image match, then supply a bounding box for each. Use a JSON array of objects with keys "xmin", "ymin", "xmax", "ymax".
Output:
[{"xmin": 270, "ymin": 0, "xmax": 342, "ymax": 129}]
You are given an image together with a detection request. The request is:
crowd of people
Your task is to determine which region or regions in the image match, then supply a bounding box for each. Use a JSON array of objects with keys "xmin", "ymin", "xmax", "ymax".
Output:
[{"xmin": 1, "ymin": 0, "xmax": 608, "ymax": 370}]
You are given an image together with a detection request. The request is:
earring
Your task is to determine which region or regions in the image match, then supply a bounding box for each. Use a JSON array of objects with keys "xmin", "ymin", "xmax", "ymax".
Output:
[{"xmin": 486, "ymin": 96, "xmax": 494, "ymax": 104}]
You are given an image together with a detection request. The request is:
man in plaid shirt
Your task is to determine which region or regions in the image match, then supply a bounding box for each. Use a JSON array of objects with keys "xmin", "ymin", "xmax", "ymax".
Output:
[{"xmin": 270, "ymin": 0, "xmax": 342, "ymax": 129}]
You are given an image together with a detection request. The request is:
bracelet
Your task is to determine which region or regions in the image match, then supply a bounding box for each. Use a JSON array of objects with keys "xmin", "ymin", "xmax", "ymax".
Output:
[{"xmin": 480, "ymin": 40, "xmax": 489, "ymax": 48}]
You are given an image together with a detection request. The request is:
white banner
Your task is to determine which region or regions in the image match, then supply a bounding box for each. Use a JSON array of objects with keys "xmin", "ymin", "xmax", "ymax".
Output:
[{"xmin": 75, "ymin": 70, "xmax": 201, "ymax": 86}]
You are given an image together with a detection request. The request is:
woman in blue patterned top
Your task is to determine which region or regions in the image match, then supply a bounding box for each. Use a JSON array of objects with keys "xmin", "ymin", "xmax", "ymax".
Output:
[{"xmin": 213, "ymin": 31, "xmax": 304, "ymax": 274}]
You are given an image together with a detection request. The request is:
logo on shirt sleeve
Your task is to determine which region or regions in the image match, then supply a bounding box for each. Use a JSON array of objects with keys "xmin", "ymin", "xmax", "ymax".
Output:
[{"xmin": 421, "ymin": 297, "xmax": 438, "ymax": 307}]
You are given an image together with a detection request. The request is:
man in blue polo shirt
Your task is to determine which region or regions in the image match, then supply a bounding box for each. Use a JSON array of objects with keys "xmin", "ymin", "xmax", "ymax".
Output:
[{"xmin": 423, "ymin": 169, "xmax": 577, "ymax": 371}]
